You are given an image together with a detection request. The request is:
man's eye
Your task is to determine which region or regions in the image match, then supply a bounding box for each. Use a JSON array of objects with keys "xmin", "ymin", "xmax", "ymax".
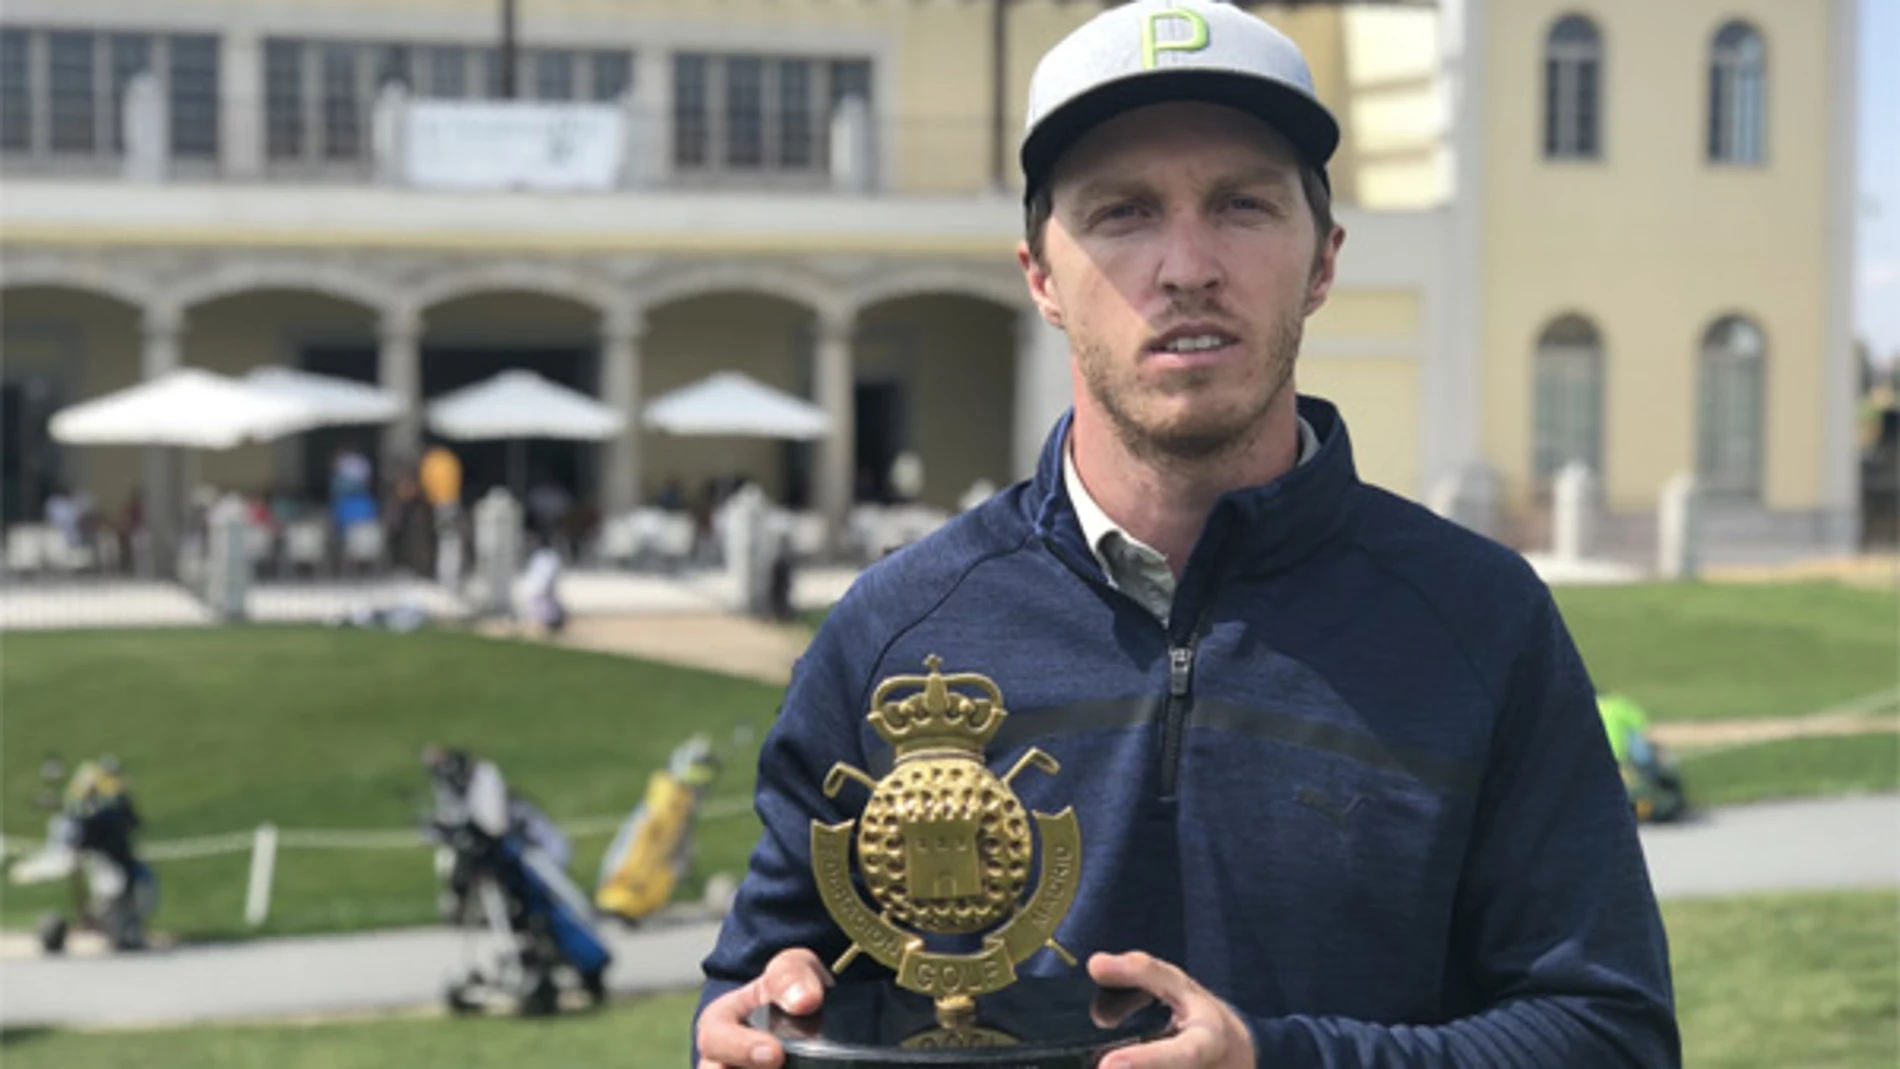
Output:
[
  {"xmin": 1093, "ymin": 203, "xmax": 1145, "ymax": 225},
  {"xmin": 1228, "ymin": 196, "xmax": 1272, "ymax": 214}
]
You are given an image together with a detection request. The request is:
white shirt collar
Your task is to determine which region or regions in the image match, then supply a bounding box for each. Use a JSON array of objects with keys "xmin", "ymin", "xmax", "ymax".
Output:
[{"xmin": 1063, "ymin": 416, "xmax": 1321, "ymax": 579}]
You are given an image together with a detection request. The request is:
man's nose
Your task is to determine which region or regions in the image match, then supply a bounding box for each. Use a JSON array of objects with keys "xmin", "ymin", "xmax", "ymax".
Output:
[{"xmin": 1154, "ymin": 214, "xmax": 1224, "ymax": 298}]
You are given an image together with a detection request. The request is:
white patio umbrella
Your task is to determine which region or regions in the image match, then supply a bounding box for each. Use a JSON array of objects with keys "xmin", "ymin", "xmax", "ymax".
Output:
[
  {"xmin": 642, "ymin": 371, "xmax": 831, "ymax": 440},
  {"xmin": 425, "ymin": 370, "xmax": 625, "ymax": 497},
  {"xmin": 244, "ymin": 366, "xmax": 404, "ymax": 430},
  {"xmin": 49, "ymin": 367, "xmax": 321, "ymax": 449}
]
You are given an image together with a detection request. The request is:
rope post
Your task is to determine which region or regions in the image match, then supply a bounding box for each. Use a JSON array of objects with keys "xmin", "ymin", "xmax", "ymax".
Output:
[{"xmin": 244, "ymin": 823, "xmax": 279, "ymax": 928}]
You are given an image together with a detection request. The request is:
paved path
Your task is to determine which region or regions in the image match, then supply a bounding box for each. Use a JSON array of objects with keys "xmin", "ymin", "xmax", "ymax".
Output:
[
  {"xmin": 3, "ymin": 793, "xmax": 1893, "ymax": 1030},
  {"xmin": 0, "ymin": 916, "xmax": 722, "ymax": 1030}
]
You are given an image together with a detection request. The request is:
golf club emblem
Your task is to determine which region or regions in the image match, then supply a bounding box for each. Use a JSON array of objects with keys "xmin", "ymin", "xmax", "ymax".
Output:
[{"xmin": 811, "ymin": 656, "xmax": 1081, "ymax": 1024}]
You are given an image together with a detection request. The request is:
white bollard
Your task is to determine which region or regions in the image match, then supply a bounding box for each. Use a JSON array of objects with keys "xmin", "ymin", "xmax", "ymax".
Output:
[
  {"xmin": 1657, "ymin": 473, "xmax": 1701, "ymax": 580},
  {"xmin": 1551, "ymin": 461, "xmax": 1599, "ymax": 563},
  {"xmin": 244, "ymin": 823, "xmax": 279, "ymax": 928}
]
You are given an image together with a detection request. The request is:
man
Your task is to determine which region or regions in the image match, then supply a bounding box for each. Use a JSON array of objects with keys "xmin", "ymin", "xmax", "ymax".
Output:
[{"xmin": 696, "ymin": 2, "xmax": 1677, "ymax": 1065}]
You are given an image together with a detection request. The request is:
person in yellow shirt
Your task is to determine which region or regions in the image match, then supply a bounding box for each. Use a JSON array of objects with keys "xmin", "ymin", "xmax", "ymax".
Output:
[
  {"xmin": 419, "ymin": 444, "xmax": 462, "ymax": 511},
  {"xmin": 419, "ymin": 445, "xmax": 464, "ymax": 586}
]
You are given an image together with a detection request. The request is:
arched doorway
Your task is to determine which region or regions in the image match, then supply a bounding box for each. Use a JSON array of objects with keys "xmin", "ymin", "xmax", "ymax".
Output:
[
  {"xmin": 179, "ymin": 288, "xmax": 380, "ymax": 502},
  {"xmin": 420, "ymin": 290, "xmax": 604, "ymax": 511},
  {"xmin": 0, "ymin": 285, "xmax": 143, "ymax": 527},
  {"xmin": 643, "ymin": 291, "xmax": 818, "ymax": 510},
  {"xmin": 854, "ymin": 293, "xmax": 1017, "ymax": 510}
]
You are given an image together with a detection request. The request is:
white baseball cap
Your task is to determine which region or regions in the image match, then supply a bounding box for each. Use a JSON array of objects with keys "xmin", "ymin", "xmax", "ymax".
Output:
[{"xmin": 1020, "ymin": 0, "xmax": 1340, "ymax": 203}]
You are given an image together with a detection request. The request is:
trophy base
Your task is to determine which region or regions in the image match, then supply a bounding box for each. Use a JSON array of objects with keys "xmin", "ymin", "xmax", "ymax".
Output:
[{"xmin": 752, "ymin": 975, "xmax": 1173, "ymax": 1067}]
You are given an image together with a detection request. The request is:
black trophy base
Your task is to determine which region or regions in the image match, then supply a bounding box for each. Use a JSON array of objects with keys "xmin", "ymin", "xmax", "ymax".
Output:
[{"xmin": 750, "ymin": 975, "xmax": 1173, "ymax": 1067}]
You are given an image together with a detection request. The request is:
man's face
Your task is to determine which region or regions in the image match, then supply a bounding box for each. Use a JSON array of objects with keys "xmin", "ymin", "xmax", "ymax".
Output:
[{"xmin": 1020, "ymin": 101, "xmax": 1343, "ymax": 463}]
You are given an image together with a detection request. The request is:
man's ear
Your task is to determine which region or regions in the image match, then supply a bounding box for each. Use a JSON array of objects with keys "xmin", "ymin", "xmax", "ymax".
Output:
[
  {"xmin": 1018, "ymin": 241, "xmax": 1065, "ymax": 330},
  {"xmin": 1303, "ymin": 224, "xmax": 1347, "ymax": 317}
]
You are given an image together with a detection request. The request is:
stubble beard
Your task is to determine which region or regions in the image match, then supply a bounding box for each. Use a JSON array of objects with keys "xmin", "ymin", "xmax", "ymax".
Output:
[{"xmin": 1079, "ymin": 309, "xmax": 1304, "ymax": 468}]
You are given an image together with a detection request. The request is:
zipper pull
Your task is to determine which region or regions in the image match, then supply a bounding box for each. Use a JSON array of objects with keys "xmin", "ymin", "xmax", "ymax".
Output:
[{"xmin": 1169, "ymin": 646, "xmax": 1193, "ymax": 698}]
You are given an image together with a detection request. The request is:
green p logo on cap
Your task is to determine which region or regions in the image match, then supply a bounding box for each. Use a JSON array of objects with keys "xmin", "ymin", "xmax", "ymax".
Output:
[{"xmin": 1141, "ymin": 8, "xmax": 1210, "ymax": 70}]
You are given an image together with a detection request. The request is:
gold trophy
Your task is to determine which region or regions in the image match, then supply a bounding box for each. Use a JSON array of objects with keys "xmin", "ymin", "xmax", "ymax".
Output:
[{"xmin": 755, "ymin": 656, "xmax": 1170, "ymax": 1067}]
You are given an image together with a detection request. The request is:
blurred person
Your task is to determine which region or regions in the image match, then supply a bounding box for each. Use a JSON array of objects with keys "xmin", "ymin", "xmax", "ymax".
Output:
[
  {"xmin": 694, "ymin": 3, "xmax": 1676, "ymax": 1067},
  {"xmin": 43, "ymin": 484, "xmax": 86, "ymax": 547},
  {"xmin": 385, "ymin": 474, "xmax": 437, "ymax": 578},
  {"xmin": 656, "ymin": 477, "xmax": 686, "ymax": 512},
  {"xmin": 329, "ymin": 444, "xmax": 379, "ymax": 538},
  {"xmin": 526, "ymin": 473, "xmax": 571, "ymax": 548},
  {"xmin": 517, "ymin": 535, "xmax": 567, "ymax": 634},
  {"xmin": 420, "ymin": 442, "xmax": 464, "ymax": 513}
]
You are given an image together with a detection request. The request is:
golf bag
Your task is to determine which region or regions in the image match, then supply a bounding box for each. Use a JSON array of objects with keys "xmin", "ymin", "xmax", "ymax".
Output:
[
  {"xmin": 594, "ymin": 734, "xmax": 722, "ymax": 924},
  {"xmin": 1599, "ymin": 694, "xmax": 1690, "ymax": 823},
  {"xmin": 423, "ymin": 750, "xmax": 611, "ymax": 1015},
  {"xmin": 13, "ymin": 757, "xmax": 159, "ymax": 954}
]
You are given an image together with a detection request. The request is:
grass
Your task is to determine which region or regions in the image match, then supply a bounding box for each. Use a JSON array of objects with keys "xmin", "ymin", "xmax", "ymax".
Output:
[
  {"xmin": 0, "ymin": 989, "xmax": 702, "ymax": 1069},
  {"xmin": 2, "ymin": 581, "xmax": 1895, "ymax": 940},
  {"xmin": 1676, "ymin": 733, "xmax": 1900, "ymax": 808},
  {"xmin": 1, "ymin": 626, "xmax": 779, "ymax": 940},
  {"xmin": 1665, "ymin": 890, "xmax": 1899, "ymax": 1068},
  {"xmin": 1554, "ymin": 582, "xmax": 1898, "ymax": 722},
  {"xmin": 2, "ymin": 892, "xmax": 1892, "ymax": 1068}
]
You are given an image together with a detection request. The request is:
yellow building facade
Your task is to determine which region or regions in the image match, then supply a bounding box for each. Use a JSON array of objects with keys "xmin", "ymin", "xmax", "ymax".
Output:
[{"xmin": 0, "ymin": 0, "xmax": 1857, "ymax": 564}]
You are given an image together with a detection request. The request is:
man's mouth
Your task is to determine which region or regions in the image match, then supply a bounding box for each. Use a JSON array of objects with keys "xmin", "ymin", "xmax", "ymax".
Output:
[{"xmin": 1148, "ymin": 326, "xmax": 1241, "ymax": 356}]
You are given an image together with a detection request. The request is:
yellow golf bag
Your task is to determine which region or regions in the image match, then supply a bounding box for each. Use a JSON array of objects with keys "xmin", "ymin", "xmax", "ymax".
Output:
[{"xmin": 594, "ymin": 735, "xmax": 720, "ymax": 923}]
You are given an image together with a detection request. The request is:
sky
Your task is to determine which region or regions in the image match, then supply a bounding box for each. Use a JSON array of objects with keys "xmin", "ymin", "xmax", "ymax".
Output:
[{"xmin": 1859, "ymin": 0, "xmax": 1899, "ymax": 364}]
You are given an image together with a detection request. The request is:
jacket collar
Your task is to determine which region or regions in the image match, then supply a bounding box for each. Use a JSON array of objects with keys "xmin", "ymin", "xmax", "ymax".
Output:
[{"xmin": 1027, "ymin": 395, "xmax": 1361, "ymax": 589}]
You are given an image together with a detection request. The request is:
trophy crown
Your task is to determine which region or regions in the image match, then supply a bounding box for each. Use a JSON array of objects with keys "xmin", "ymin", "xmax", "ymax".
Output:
[{"xmin": 868, "ymin": 656, "xmax": 1007, "ymax": 756}]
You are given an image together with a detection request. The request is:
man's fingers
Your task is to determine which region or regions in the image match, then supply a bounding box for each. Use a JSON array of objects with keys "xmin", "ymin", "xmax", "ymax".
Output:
[
  {"xmin": 1099, "ymin": 1021, "xmax": 1223, "ymax": 1069},
  {"xmin": 1090, "ymin": 950, "xmax": 1197, "ymax": 1012},
  {"xmin": 762, "ymin": 946, "xmax": 833, "ymax": 1016},
  {"xmin": 1090, "ymin": 984, "xmax": 1165, "ymax": 1030},
  {"xmin": 697, "ymin": 950, "xmax": 834, "ymax": 1069},
  {"xmin": 694, "ymin": 978, "xmax": 784, "ymax": 1069}
]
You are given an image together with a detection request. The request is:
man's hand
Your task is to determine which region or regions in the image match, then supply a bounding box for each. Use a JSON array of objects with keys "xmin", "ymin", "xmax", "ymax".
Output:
[
  {"xmin": 1090, "ymin": 951, "xmax": 1255, "ymax": 1069},
  {"xmin": 695, "ymin": 948, "xmax": 834, "ymax": 1069}
]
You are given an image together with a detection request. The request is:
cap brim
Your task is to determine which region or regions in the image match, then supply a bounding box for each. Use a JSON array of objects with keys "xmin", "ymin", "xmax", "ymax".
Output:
[{"xmin": 1021, "ymin": 69, "xmax": 1341, "ymax": 202}]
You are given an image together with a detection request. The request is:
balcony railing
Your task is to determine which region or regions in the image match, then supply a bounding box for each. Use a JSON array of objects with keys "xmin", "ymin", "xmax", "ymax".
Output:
[{"xmin": 0, "ymin": 91, "xmax": 1013, "ymax": 198}]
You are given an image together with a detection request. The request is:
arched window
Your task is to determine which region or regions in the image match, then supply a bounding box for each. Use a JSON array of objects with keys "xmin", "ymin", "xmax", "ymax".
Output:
[
  {"xmin": 1697, "ymin": 315, "xmax": 1766, "ymax": 499},
  {"xmin": 1533, "ymin": 315, "xmax": 1604, "ymax": 486},
  {"xmin": 1708, "ymin": 21, "xmax": 1766, "ymax": 164},
  {"xmin": 1544, "ymin": 15, "xmax": 1602, "ymax": 160}
]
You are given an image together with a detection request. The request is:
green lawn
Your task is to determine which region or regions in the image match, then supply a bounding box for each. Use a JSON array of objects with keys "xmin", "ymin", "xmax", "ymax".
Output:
[
  {"xmin": 1677, "ymin": 733, "xmax": 1900, "ymax": 808},
  {"xmin": 1666, "ymin": 890, "xmax": 1899, "ymax": 1068},
  {"xmin": 1554, "ymin": 582, "xmax": 1898, "ymax": 722},
  {"xmin": 3, "ymin": 892, "xmax": 1892, "ymax": 1069},
  {"xmin": 3, "ymin": 582, "xmax": 1895, "ymax": 941},
  {"xmin": 0, "ymin": 989, "xmax": 702, "ymax": 1069},
  {"xmin": 2, "ymin": 627, "xmax": 778, "ymax": 940}
]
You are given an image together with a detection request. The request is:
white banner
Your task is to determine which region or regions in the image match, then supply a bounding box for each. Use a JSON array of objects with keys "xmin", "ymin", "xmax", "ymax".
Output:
[{"xmin": 402, "ymin": 100, "xmax": 625, "ymax": 191}]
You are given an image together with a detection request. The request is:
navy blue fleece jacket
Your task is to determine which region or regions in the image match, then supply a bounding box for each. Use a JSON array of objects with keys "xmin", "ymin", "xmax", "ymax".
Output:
[{"xmin": 697, "ymin": 396, "xmax": 1678, "ymax": 1066}]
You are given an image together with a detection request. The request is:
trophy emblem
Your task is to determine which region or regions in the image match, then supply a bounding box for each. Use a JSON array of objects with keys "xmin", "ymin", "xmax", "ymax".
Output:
[
  {"xmin": 811, "ymin": 655, "xmax": 1082, "ymax": 1032},
  {"xmin": 755, "ymin": 656, "xmax": 1168, "ymax": 1067}
]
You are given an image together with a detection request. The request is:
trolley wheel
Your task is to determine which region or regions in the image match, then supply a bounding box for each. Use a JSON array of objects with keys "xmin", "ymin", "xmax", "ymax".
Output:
[
  {"xmin": 38, "ymin": 913, "xmax": 69, "ymax": 955},
  {"xmin": 519, "ymin": 977, "xmax": 560, "ymax": 1017}
]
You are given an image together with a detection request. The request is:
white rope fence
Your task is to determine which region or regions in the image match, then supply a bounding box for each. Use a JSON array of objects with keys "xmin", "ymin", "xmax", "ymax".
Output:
[{"xmin": 2, "ymin": 795, "xmax": 757, "ymax": 929}]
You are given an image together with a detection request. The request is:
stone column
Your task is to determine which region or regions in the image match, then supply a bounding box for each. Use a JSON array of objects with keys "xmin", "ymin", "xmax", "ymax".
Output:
[
  {"xmin": 141, "ymin": 305, "xmax": 184, "ymax": 577},
  {"xmin": 122, "ymin": 71, "xmax": 168, "ymax": 183},
  {"xmin": 220, "ymin": 29, "xmax": 263, "ymax": 179},
  {"xmin": 813, "ymin": 310, "xmax": 856, "ymax": 547},
  {"xmin": 1012, "ymin": 307, "xmax": 1072, "ymax": 480},
  {"xmin": 635, "ymin": 49, "xmax": 671, "ymax": 187},
  {"xmin": 379, "ymin": 306, "xmax": 422, "ymax": 467},
  {"xmin": 600, "ymin": 305, "xmax": 644, "ymax": 515}
]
